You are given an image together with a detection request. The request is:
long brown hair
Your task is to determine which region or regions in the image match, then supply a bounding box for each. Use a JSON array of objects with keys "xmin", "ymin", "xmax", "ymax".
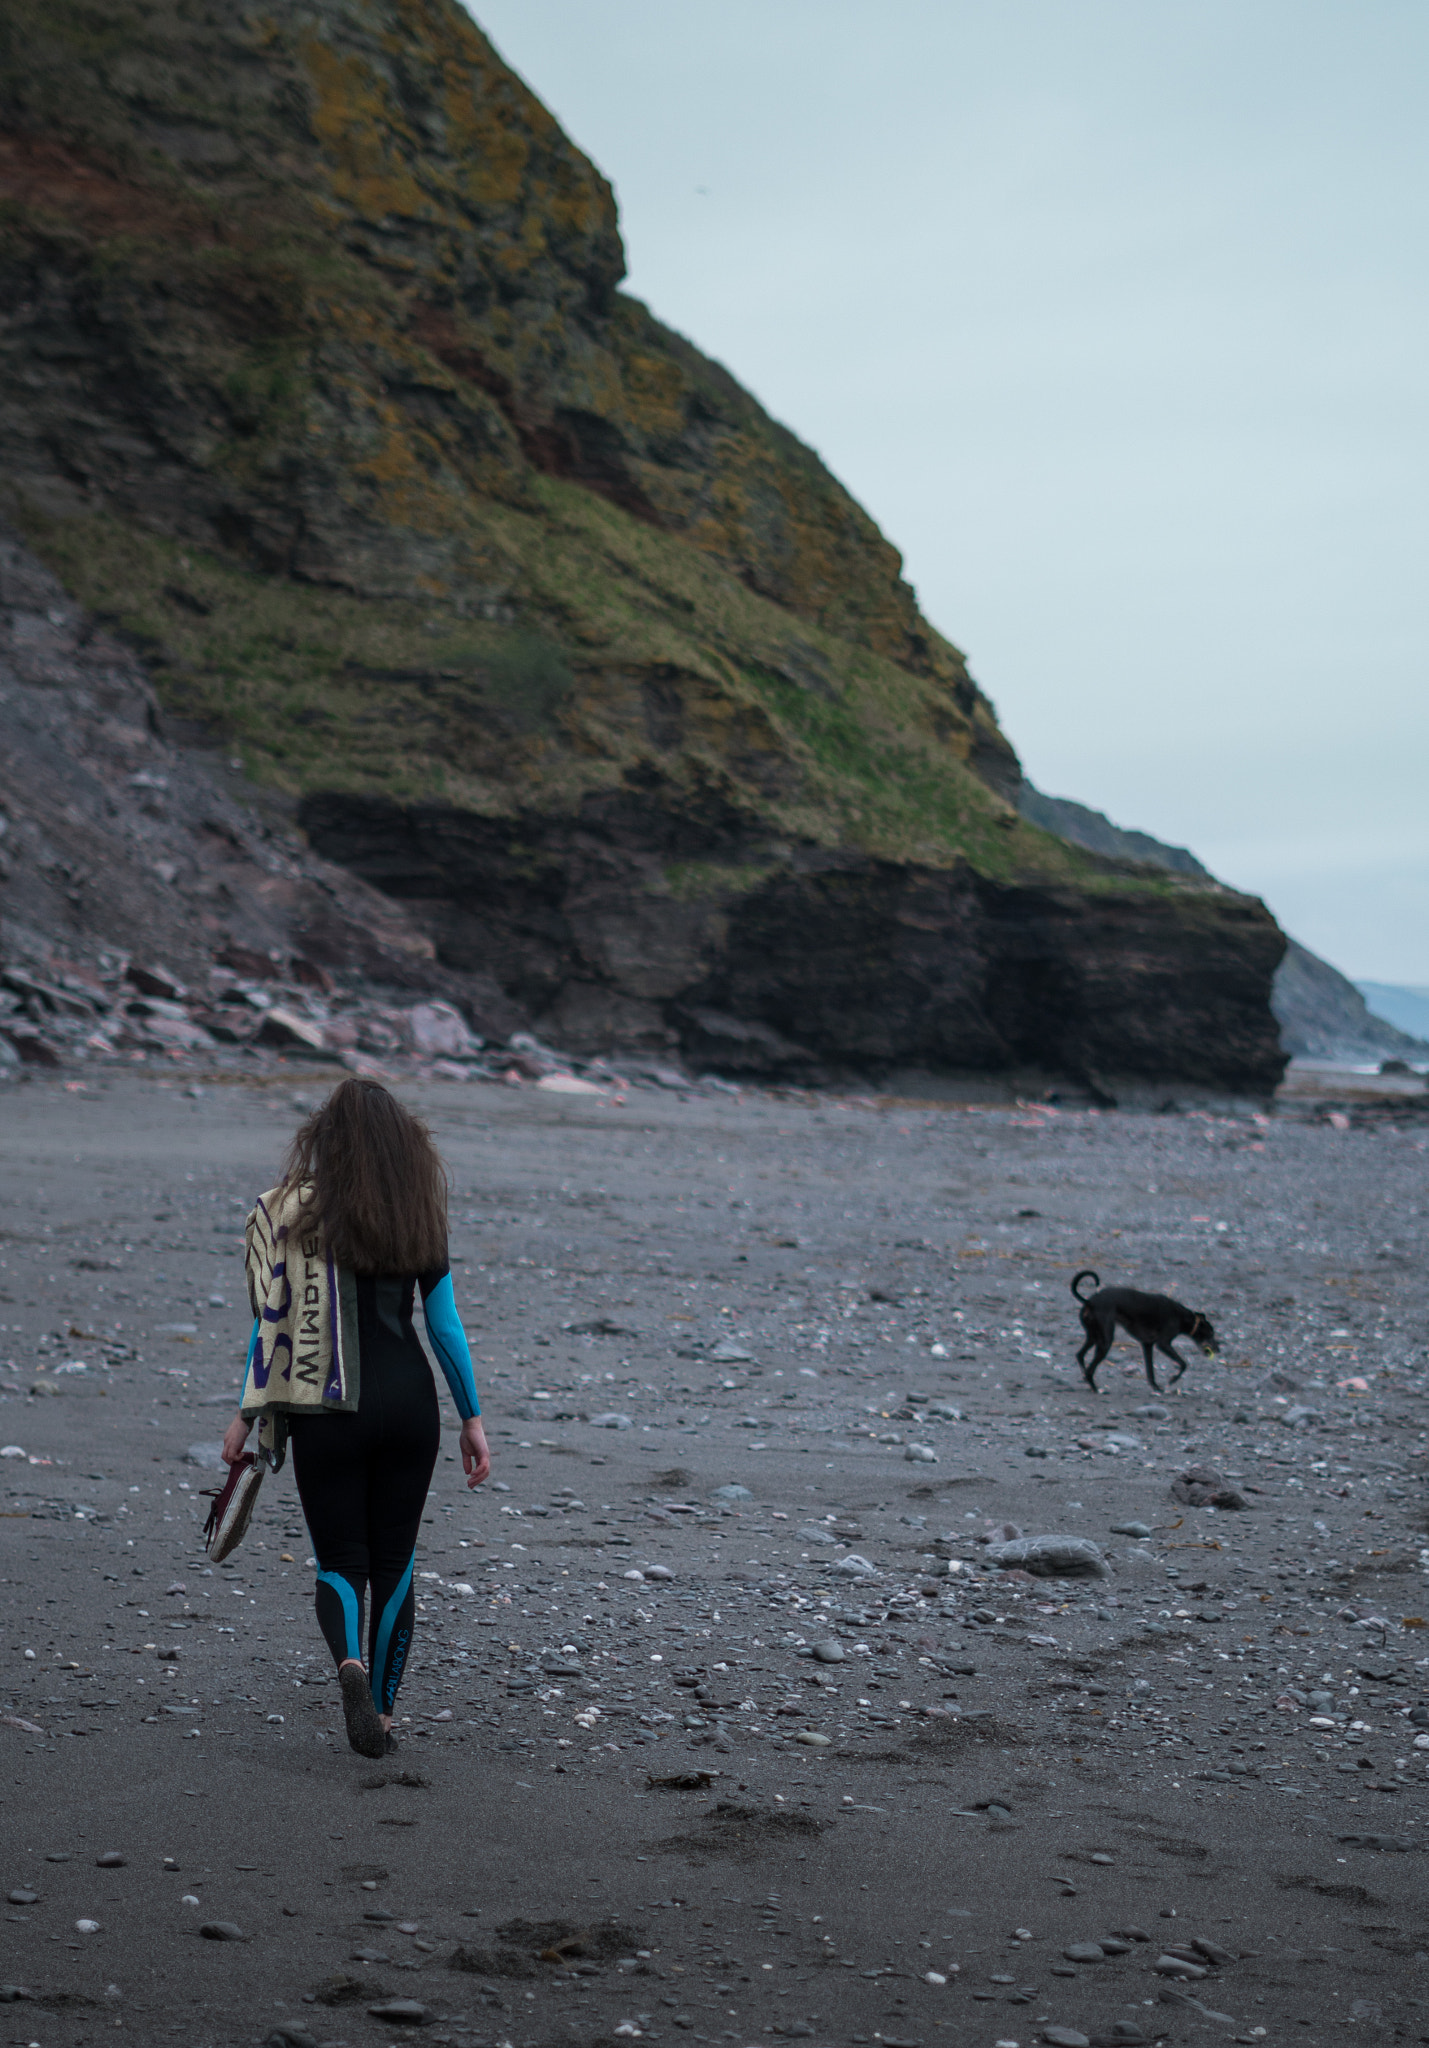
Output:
[{"xmin": 280, "ymin": 1079, "xmax": 448, "ymax": 1275}]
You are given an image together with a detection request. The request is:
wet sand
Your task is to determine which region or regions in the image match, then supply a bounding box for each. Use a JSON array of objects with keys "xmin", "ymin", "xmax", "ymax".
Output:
[{"xmin": 2, "ymin": 1072, "xmax": 1426, "ymax": 2048}]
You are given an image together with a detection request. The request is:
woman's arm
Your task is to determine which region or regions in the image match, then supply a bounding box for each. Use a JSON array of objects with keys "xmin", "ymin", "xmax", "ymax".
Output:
[
  {"xmin": 419, "ymin": 1268, "xmax": 489, "ymax": 1489},
  {"xmin": 221, "ymin": 1318, "xmax": 260, "ymax": 1464},
  {"xmin": 418, "ymin": 1268, "xmax": 481, "ymax": 1421}
]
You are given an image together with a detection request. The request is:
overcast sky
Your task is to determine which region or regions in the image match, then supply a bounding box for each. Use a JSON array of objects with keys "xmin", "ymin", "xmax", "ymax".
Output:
[{"xmin": 469, "ymin": 1, "xmax": 1427, "ymax": 983}]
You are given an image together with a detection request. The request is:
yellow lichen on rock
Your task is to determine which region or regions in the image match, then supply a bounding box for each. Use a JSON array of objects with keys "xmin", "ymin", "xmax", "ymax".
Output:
[
  {"xmin": 303, "ymin": 36, "xmax": 430, "ymax": 222},
  {"xmin": 4, "ymin": 0, "xmax": 1027, "ymax": 831}
]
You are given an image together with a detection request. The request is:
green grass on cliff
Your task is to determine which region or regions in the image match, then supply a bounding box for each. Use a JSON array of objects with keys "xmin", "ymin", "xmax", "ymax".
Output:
[{"xmin": 12, "ymin": 489, "xmax": 1183, "ymax": 898}]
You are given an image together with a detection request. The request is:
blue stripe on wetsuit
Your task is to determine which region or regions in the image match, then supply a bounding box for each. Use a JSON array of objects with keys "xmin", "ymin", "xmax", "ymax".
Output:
[
  {"xmin": 419, "ymin": 1271, "xmax": 481, "ymax": 1419},
  {"xmin": 240, "ymin": 1316, "xmax": 259, "ymax": 1395},
  {"xmin": 315, "ymin": 1569, "xmax": 363, "ymax": 1661},
  {"xmin": 372, "ymin": 1550, "xmax": 416, "ymax": 1712}
]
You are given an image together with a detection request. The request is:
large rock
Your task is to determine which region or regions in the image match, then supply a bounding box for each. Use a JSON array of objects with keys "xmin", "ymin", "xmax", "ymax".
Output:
[
  {"xmin": 405, "ymin": 1001, "xmax": 480, "ymax": 1058},
  {"xmin": 0, "ymin": 0, "xmax": 1287, "ymax": 1091},
  {"xmin": 301, "ymin": 788, "xmax": 1286, "ymax": 1093},
  {"xmin": 985, "ymin": 1534, "xmax": 1110, "ymax": 1580},
  {"xmin": 1170, "ymin": 1464, "xmax": 1249, "ymax": 1509}
]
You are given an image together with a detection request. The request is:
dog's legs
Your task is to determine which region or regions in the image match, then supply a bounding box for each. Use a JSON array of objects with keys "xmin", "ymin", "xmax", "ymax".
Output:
[
  {"xmin": 1081, "ymin": 1339, "xmax": 1111, "ymax": 1392},
  {"xmin": 1161, "ymin": 1342, "xmax": 1191, "ymax": 1386},
  {"xmin": 1141, "ymin": 1342, "xmax": 1162, "ymax": 1394}
]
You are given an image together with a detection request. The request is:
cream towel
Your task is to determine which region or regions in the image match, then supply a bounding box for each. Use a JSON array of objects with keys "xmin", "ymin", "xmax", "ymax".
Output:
[{"xmin": 241, "ymin": 1184, "xmax": 359, "ymax": 1462}]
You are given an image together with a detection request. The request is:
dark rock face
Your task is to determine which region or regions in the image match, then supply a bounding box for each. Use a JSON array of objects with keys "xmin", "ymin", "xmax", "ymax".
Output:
[
  {"xmin": 1019, "ymin": 785, "xmax": 1423, "ymax": 1065},
  {"xmin": 301, "ymin": 789, "xmax": 1288, "ymax": 1096}
]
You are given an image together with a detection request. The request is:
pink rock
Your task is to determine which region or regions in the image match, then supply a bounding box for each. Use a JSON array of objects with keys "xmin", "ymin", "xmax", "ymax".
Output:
[
  {"xmin": 215, "ymin": 943, "xmax": 281, "ymax": 981},
  {"xmin": 141, "ymin": 1014, "xmax": 215, "ymax": 1051},
  {"xmin": 406, "ymin": 1001, "xmax": 477, "ymax": 1057},
  {"xmin": 126, "ymin": 962, "xmax": 186, "ymax": 999},
  {"xmin": 0, "ymin": 1025, "xmax": 61, "ymax": 1067},
  {"xmin": 290, "ymin": 955, "xmax": 335, "ymax": 993},
  {"xmin": 255, "ymin": 1007, "xmax": 327, "ymax": 1053}
]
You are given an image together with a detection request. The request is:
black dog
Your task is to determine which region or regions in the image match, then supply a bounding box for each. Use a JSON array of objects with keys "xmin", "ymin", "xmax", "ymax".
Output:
[{"xmin": 1070, "ymin": 1269, "xmax": 1217, "ymax": 1393}]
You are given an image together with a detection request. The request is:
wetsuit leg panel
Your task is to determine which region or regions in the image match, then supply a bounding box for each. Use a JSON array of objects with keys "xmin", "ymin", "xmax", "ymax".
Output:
[
  {"xmin": 370, "ymin": 1551, "xmax": 416, "ymax": 1714},
  {"xmin": 363, "ymin": 1372, "xmax": 439, "ymax": 1714},
  {"xmin": 290, "ymin": 1411, "xmax": 371, "ymax": 1671},
  {"xmin": 315, "ymin": 1570, "xmax": 364, "ymax": 1665}
]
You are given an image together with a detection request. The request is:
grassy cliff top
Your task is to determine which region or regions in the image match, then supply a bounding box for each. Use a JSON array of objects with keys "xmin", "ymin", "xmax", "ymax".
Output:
[{"xmin": 0, "ymin": 0, "xmax": 1216, "ymax": 893}]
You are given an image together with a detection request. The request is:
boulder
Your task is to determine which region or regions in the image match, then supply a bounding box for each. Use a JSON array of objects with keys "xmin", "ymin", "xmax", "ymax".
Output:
[
  {"xmin": 215, "ymin": 943, "xmax": 282, "ymax": 980},
  {"xmin": 0, "ymin": 1025, "xmax": 61, "ymax": 1066},
  {"xmin": 1170, "ymin": 1464, "xmax": 1249, "ymax": 1509},
  {"xmin": 405, "ymin": 1001, "xmax": 479, "ymax": 1058},
  {"xmin": 126, "ymin": 963, "xmax": 185, "ymax": 999},
  {"xmin": 985, "ymin": 1535, "xmax": 1110, "ymax": 1580},
  {"xmin": 254, "ymin": 1008, "xmax": 328, "ymax": 1055}
]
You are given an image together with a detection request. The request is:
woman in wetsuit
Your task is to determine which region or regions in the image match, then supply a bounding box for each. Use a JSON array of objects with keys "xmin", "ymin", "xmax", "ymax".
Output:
[{"xmin": 221, "ymin": 1079, "xmax": 490, "ymax": 1759}]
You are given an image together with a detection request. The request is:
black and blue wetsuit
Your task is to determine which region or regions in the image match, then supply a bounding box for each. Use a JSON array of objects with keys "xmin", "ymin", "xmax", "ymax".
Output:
[{"xmin": 244, "ymin": 1261, "xmax": 479, "ymax": 1716}]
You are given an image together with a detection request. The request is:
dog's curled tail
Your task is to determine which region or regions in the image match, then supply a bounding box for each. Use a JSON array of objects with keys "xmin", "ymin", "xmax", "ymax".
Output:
[{"xmin": 1070, "ymin": 1268, "xmax": 1101, "ymax": 1303}]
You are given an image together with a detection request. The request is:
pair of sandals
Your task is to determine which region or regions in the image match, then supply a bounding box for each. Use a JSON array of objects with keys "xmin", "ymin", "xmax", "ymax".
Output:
[{"xmin": 340, "ymin": 1662, "xmax": 400, "ymax": 1759}]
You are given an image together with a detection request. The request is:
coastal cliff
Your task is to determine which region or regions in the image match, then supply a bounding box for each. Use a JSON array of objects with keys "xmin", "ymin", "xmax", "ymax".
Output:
[{"xmin": 0, "ymin": 0, "xmax": 1287, "ymax": 1094}]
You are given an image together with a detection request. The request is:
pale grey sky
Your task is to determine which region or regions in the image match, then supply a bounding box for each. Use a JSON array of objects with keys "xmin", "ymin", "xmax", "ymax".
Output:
[{"xmin": 468, "ymin": 1, "xmax": 1428, "ymax": 981}]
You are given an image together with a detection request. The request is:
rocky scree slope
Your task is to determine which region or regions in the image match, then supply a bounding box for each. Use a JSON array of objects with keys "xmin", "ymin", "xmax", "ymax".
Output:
[
  {"xmin": 0, "ymin": 0, "xmax": 1285, "ymax": 1093},
  {"xmin": 0, "ymin": 518, "xmax": 527, "ymax": 1054}
]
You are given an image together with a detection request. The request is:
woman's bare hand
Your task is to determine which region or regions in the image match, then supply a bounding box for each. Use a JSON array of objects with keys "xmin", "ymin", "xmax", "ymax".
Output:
[
  {"xmin": 221, "ymin": 1413, "xmax": 252, "ymax": 1465},
  {"xmin": 459, "ymin": 1416, "xmax": 491, "ymax": 1489}
]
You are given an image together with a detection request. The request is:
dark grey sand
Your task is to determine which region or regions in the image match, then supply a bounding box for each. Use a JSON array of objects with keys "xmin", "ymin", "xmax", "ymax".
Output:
[{"xmin": 2, "ymin": 1073, "xmax": 1427, "ymax": 2048}]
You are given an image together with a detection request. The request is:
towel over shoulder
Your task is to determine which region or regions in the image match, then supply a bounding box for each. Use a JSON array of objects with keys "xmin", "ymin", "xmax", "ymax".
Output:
[{"xmin": 241, "ymin": 1185, "xmax": 360, "ymax": 1463}]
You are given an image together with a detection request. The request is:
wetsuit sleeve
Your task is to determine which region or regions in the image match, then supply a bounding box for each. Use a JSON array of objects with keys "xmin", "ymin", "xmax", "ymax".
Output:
[
  {"xmin": 418, "ymin": 1264, "xmax": 481, "ymax": 1420},
  {"xmin": 239, "ymin": 1317, "xmax": 259, "ymax": 1397}
]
